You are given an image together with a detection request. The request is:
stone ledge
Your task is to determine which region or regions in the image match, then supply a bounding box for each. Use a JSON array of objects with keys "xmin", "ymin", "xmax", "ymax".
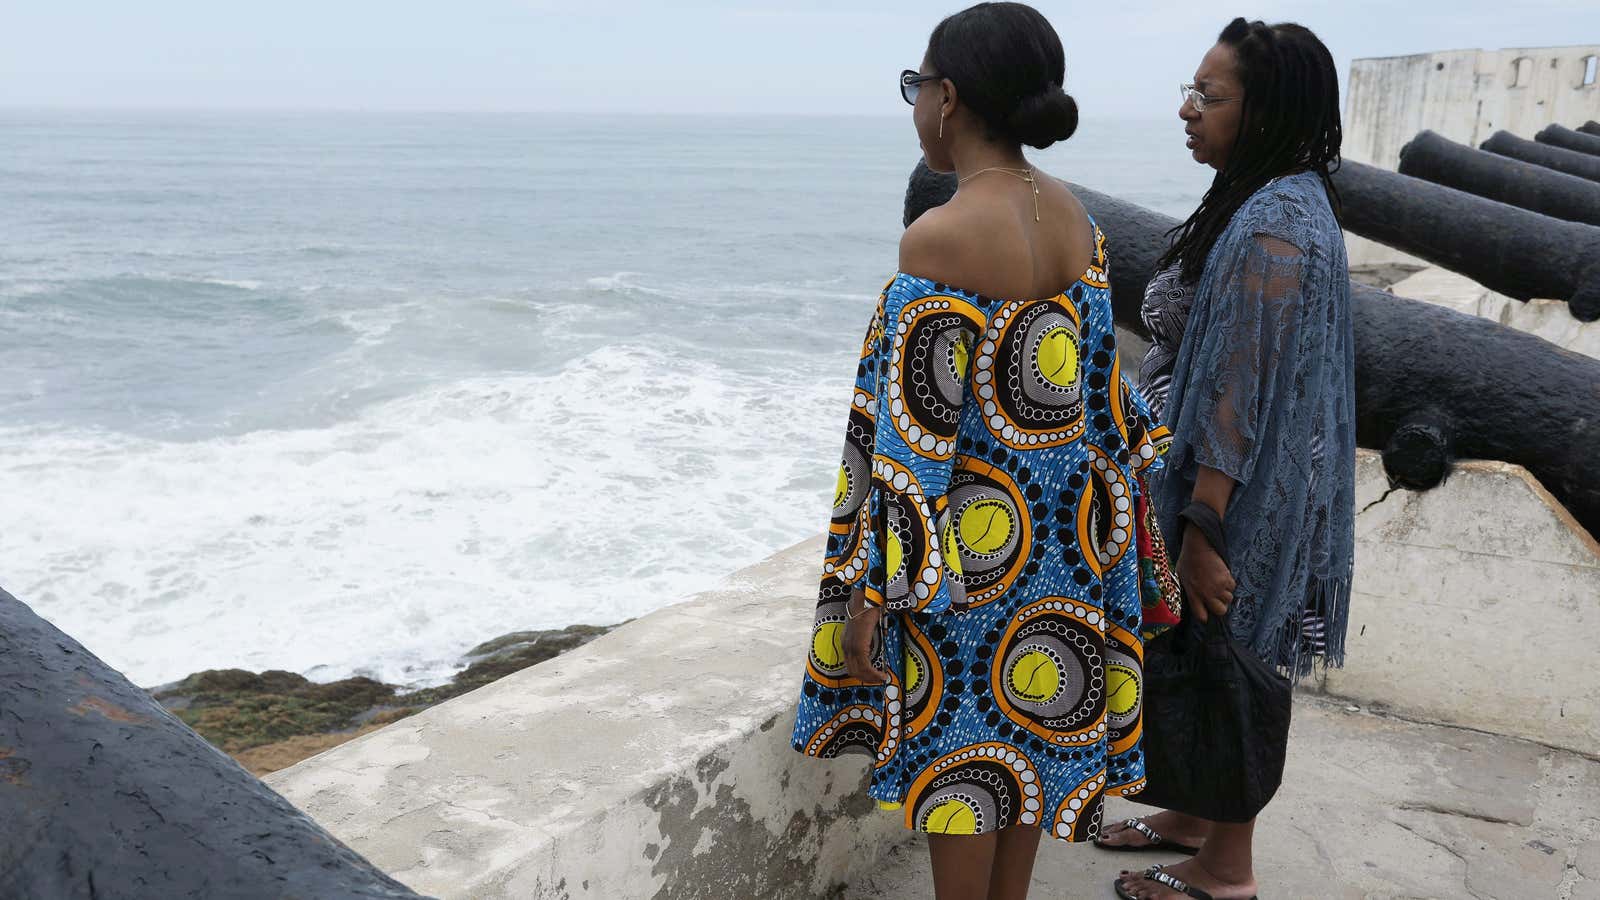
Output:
[
  {"xmin": 269, "ymin": 451, "xmax": 1600, "ymax": 896},
  {"xmin": 1320, "ymin": 451, "xmax": 1600, "ymax": 755},
  {"xmin": 268, "ymin": 537, "xmax": 911, "ymax": 899}
]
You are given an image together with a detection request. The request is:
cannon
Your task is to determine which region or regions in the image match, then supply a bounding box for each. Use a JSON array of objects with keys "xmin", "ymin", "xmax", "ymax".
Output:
[
  {"xmin": 1397, "ymin": 130, "xmax": 1600, "ymax": 227},
  {"xmin": 1329, "ymin": 160, "xmax": 1600, "ymax": 321},
  {"xmin": 1581, "ymin": 121, "xmax": 1600, "ymax": 137},
  {"xmin": 1481, "ymin": 130, "xmax": 1600, "ymax": 184},
  {"xmin": 1536, "ymin": 123, "xmax": 1600, "ymax": 158},
  {"xmin": 905, "ymin": 160, "xmax": 1600, "ymax": 532},
  {"xmin": 0, "ymin": 588, "xmax": 427, "ymax": 900}
]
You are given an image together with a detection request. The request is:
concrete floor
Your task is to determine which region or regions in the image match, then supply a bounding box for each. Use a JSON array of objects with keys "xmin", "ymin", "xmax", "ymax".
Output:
[{"xmin": 853, "ymin": 696, "xmax": 1600, "ymax": 900}]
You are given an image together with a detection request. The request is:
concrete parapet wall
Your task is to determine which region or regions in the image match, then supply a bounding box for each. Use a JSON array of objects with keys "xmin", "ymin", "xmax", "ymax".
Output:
[
  {"xmin": 271, "ymin": 453, "xmax": 1599, "ymax": 895},
  {"xmin": 1325, "ymin": 452, "xmax": 1600, "ymax": 755},
  {"xmin": 268, "ymin": 537, "xmax": 910, "ymax": 899}
]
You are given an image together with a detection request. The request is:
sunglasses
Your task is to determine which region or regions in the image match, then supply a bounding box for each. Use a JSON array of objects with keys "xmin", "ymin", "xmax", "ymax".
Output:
[
  {"xmin": 901, "ymin": 69, "xmax": 941, "ymax": 106},
  {"xmin": 1180, "ymin": 83, "xmax": 1240, "ymax": 113}
]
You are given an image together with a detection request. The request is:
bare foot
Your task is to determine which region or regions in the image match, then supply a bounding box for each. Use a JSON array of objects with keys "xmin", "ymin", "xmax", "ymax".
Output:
[
  {"xmin": 1096, "ymin": 811, "xmax": 1209, "ymax": 851},
  {"xmin": 1116, "ymin": 859, "xmax": 1257, "ymax": 899}
]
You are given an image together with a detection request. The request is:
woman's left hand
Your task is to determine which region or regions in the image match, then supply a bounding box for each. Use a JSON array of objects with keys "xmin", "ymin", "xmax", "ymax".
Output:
[
  {"xmin": 843, "ymin": 588, "xmax": 891, "ymax": 684},
  {"xmin": 1177, "ymin": 524, "xmax": 1236, "ymax": 622}
]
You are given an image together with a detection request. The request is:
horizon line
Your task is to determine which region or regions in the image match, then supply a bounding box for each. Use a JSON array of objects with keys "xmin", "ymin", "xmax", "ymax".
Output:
[{"xmin": 0, "ymin": 105, "xmax": 1177, "ymax": 123}]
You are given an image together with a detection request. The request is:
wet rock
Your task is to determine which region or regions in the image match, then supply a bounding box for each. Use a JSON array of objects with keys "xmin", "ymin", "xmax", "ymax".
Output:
[{"xmin": 149, "ymin": 622, "xmax": 622, "ymax": 774}]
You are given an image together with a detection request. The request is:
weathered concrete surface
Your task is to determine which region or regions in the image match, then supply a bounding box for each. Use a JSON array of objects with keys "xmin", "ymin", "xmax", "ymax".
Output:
[
  {"xmin": 858, "ymin": 696, "xmax": 1600, "ymax": 900},
  {"xmin": 270, "ymin": 450, "xmax": 1599, "ymax": 898},
  {"xmin": 268, "ymin": 537, "xmax": 911, "ymax": 899},
  {"xmin": 1325, "ymin": 452, "xmax": 1600, "ymax": 756},
  {"xmin": 1391, "ymin": 266, "xmax": 1600, "ymax": 361}
]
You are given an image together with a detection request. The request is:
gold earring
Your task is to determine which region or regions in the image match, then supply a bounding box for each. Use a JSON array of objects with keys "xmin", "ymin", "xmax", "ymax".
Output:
[{"xmin": 938, "ymin": 115, "xmax": 944, "ymax": 140}]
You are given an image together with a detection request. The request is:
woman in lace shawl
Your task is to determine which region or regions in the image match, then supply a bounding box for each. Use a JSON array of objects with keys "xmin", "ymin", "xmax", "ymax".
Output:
[{"xmin": 1103, "ymin": 18, "xmax": 1355, "ymax": 900}]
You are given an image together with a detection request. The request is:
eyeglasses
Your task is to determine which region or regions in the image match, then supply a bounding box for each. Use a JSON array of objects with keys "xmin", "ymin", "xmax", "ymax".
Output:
[
  {"xmin": 1180, "ymin": 83, "xmax": 1240, "ymax": 113},
  {"xmin": 901, "ymin": 69, "xmax": 941, "ymax": 106}
]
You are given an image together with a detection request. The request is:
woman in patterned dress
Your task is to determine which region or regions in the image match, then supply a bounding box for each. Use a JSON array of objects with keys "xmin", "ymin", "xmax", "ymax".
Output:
[{"xmin": 789, "ymin": 5, "xmax": 1167, "ymax": 898}]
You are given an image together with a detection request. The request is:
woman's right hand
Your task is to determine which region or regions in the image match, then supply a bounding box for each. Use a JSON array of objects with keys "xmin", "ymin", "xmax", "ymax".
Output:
[
  {"xmin": 844, "ymin": 588, "xmax": 892, "ymax": 684},
  {"xmin": 1176, "ymin": 524, "xmax": 1236, "ymax": 622}
]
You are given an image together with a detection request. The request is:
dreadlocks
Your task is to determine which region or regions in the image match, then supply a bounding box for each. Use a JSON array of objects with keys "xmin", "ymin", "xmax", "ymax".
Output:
[{"xmin": 1158, "ymin": 18, "xmax": 1343, "ymax": 284}]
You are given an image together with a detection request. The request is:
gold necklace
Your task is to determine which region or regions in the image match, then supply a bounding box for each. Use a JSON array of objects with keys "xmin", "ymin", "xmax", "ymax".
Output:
[{"xmin": 957, "ymin": 166, "xmax": 1040, "ymax": 221}]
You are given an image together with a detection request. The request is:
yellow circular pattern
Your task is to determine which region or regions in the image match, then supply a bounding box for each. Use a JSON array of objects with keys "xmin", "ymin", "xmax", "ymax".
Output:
[
  {"xmin": 1037, "ymin": 325, "xmax": 1079, "ymax": 387},
  {"xmin": 833, "ymin": 465, "xmax": 850, "ymax": 510},
  {"xmin": 925, "ymin": 799, "xmax": 979, "ymax": 835},
  {"xmin": 951, "ymin": 335, "xmax": 970, "ymax": 379},
  {"xmin": 1105, "ymin": 664, "xmax": 1139, "ymax": 716},
  {"xmin": 941, "ymin": 515, "xmax": 964, "ymax": 577},
  {"xmin": 885, "ymin": 528, "xmax": 905, "ymax": 578},
  {"xmin": 1009, "ymin": 650, "xmax": 1060, "ymax": 703},
  {"xmin": 959, "ymin": 499, "xmax": 1015, "ymax": 556},
  {"xmin": 812, "ymin": 621, "xmax": 846, "ymax": 671}
]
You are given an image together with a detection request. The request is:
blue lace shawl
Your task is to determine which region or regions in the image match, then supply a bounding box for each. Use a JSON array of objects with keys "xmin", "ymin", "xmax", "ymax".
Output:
[{"xmin": 1152, "ymin": 172, "xmax": 1356, "ymax": 676}]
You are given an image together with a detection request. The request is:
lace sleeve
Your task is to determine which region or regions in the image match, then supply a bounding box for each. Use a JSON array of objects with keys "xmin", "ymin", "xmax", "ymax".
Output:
[{"xmin": 1186, "ymin": 233, "xmax": 1308, "ymax": 486}]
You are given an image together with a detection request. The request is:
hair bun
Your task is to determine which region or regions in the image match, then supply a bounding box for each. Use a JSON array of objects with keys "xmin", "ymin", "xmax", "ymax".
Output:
[{"xmin": 1005, "ymin": 87, "xmax": 1078, "ymax": 150}]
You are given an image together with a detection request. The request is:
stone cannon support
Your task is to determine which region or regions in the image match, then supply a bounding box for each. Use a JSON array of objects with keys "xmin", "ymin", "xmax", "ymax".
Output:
[
  {"xmin": 905, "ymin": 160, "xmax": 1600, "ymax": 532},
  {"xmin": 0, "ymin": 588, "xmax": 426, "ymax": 900},
  {"xmin": 1329, "ymin": 160, "xmax": 1600, "ymax": 321},
  {"xmin": 1536, "ymin": 123, "xmax": 1600, "ymax": 158},
  {"xmin": 1397, "ymin": 130, "xmax": 1600, "ymax": 227},
  {"xmin": 1481, "ymin": 130, "xmax": 1600, "ymax": 184}
]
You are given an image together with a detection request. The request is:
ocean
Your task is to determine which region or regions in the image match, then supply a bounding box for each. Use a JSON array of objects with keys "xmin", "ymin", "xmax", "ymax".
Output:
[{"xmin": 0, "ymin": 111, "xmax": 1211, "ymax": 687}]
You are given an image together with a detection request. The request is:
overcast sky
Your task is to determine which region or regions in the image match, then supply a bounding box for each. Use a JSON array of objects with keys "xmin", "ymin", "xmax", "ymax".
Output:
[{"xmin": 3, "ymin": 1, "xmax": 1598, "ymax": 116}]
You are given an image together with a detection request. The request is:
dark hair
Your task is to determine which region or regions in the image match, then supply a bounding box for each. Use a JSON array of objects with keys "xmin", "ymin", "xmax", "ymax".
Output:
[
  {"xmin": 1159, "ymin": 18, "xmax": 1343, "ymax": 284},
  {"xmin": 926, "ymin": 2, "xmax": 1079, "ymax": 150}
]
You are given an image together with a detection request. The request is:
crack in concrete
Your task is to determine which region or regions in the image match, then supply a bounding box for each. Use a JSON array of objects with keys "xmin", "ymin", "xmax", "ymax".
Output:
[
  {"xmin": 1300, "ymin": 694, "xmax": 1600, "ymax": 764},
  {"xmin": 1390, "ymin": 819, "xmax": 1487, "ymax": 900},
  {"xmin": 1358, "ymin": 484, "xmax": 1403, "ymax": 515},
  {"xmin": 1398, "ymin": 802, "xmax": 1527, "ymax": 827},
  {"xmin": 1292, "ymin": 822, "xmax": 1338, "ymax": 873}
]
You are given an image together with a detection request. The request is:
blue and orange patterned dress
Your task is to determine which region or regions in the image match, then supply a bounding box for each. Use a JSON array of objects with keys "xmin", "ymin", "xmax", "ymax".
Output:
[{"xmin": 791, "ymin": 219, "xmax": 1169, "ymax": 841}]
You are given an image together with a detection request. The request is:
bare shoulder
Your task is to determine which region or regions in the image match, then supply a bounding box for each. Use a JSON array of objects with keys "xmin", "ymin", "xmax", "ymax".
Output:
[
  {"xmin": 898, "ymin": 204, "xmax": 968, "ymax": 283},
  {"xmin": 898, "ymin": 199, "xmax": 1014, "ymax": 289}
]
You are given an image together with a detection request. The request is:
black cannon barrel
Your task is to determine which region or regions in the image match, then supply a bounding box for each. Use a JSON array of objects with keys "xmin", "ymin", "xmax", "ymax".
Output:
[
  {"xmin": 1329, "ymin": 159, "xmax": 1600, "ymax": 321},
  {"xmin": 904, "ymin": 160, "xmax": 1600, "ymax": 531},
  {"xmin": 0, "ymin": 588, "xmax": 427, "ymax": 900},
  {"xmin": 1398, "ymin": 130, "xmax": 1600, "ymax": 227},
  {"xmin": 1481, "ymin": 130, "xmax": 1600, "ymax": 184},
  {"xmin": 1536, "ymin": 123, "xmax": 1600, "ymax": 158},
  {"xmin": 1581, "ymin": 121, "xmax": 1600, "ymax": 137}
]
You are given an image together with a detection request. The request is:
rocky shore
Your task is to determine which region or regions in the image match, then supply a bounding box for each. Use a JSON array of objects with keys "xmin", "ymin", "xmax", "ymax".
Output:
[{"xmin": 150, "ymin": 623, "xmax": 622, "ymax": 775}]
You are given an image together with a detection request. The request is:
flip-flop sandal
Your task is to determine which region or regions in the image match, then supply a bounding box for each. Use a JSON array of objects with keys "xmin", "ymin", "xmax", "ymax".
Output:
[
  {"xmin": 1111, "ymin": 865, "xmax": 1260, "ymax": 900},
  {"xmin": 1095, "ymin": 818, "xmax": 1201, "ymax": 855}
]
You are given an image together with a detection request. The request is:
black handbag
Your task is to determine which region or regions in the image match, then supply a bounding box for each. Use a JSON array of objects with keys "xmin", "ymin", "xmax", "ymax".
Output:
[{"xmin": 1133, "ymin": 504, "xmax": 1293, "ymax": 823}]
